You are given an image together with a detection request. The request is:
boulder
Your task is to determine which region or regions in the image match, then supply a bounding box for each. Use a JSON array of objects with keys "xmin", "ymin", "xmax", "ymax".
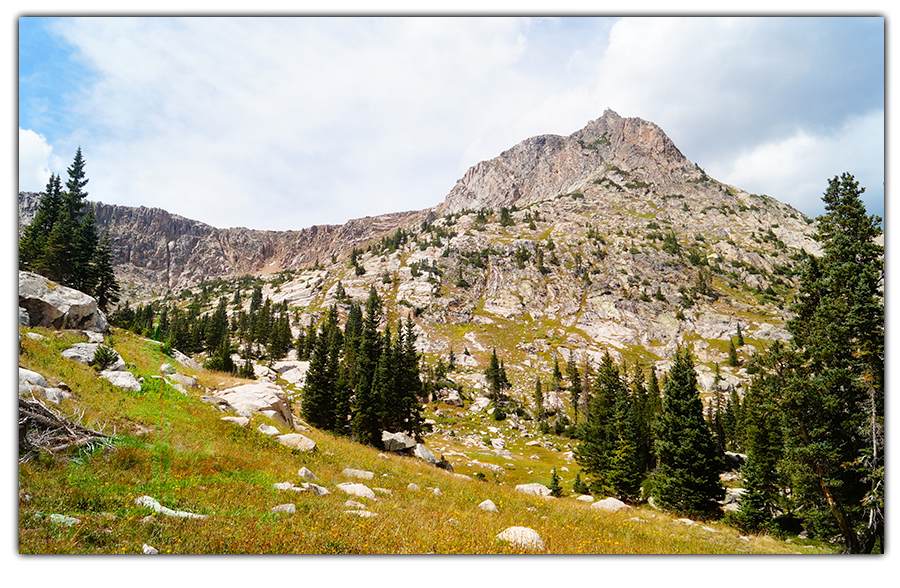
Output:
[
  {"xmin": 413, "ymin": 443, "xmax": 437, "ymax": 465},
  {"xmin": 478, "ymin": 499, "xmax": 499, "ymax": 512},
  {"xmin": 576, "ymin": 495, "xmax": 594, "ymax": 502},
  {"xmin": 298, "ymin": 467, "xmax": 317, "ymax": 481},
  {"xmin": 18, "ymin": 271, "xmax": 109, "ymax": 332},
  {"xmin": 171, "ymin": 349, "xmax": 202, "ymax": 371},
  {"xmin": 258, "ymin": 424, "xmax": 280, "ymax": 436},
  {"xmin": 469, "ymin": 397, "xmax": 491, "ymax": 413},
  {"xmin": 19, "ymin": 368, "xmax": 47, "ymax": 391},
  {"xmin": 142, "ymin": 544, "xmax": 159, "ymax": 555},
  {"xmin": 167, "ymin": 373, "xmax": 197, "ymax": 389},
  {"xmin": 515, "ymin": 483, "xmax": 551, "ymax": 497},
  {"xmin": 440, "ymin": 388, "xmax": 463, "ymax": 407},
  {"xmin": 19, "ymin": 307, "xmax": 30, "ymax": 326},
  {"xmin": 336, "ymin": 483, "xmax": 377, "ymax": 500},
  {"xmin": 302, "ymin": 483, "xmax": 330, "ymax": 496},
  {"xmin": 271, "ymin": 503, "xmax": 296, "ymax": 514},
  {"xmin": 62, "ymin": 343, "xmax": 126, "ymax": 371},
  {"xmin": 221, "ymin": 416, "xmax": 250, "ymax": 427},
  {"xmin": 407, "ymin": 483, "xmax": 420, "ymax": 491},
  {"xmin": 100, "ymin": 370, "xmax": 142, "ymax": 392},
  {"xmin": 496, "ymin": 526, "xmax": 545, "ymax": 551},
  {"xmin": 344, "ymin": 500, "xmax": 368, "ymax": 510},
  {"xmin": 212, "ymin": 382, "xmax": 293, "ymax": 425},
  {"xmin": 160, "ymin": 363, "xmax": 176, "ymax": 375},
  {"xmin": 276, "ymin": 433, "xmax": 317, "ymax": 452},
  {"xmin": 591, "ymin": 497, "xmax": 631, "ymax": 512},
  {"xmin": 382, "ymin": 430, "xmax": 416, "ymax": 452}
]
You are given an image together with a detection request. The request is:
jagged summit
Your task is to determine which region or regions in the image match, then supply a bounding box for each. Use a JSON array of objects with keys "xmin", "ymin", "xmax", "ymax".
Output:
[{"xmin": 437, "ymin": 109, "xmax": 696, "ymax": 215}]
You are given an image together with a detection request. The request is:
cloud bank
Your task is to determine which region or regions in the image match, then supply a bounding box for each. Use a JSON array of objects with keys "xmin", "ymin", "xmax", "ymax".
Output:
[{"xmin": 19, "ymin": 16, "xmax": 883, "ymax": 230}]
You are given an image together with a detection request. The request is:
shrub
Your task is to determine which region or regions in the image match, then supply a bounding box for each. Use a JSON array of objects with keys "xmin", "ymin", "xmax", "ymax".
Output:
[{"xmin": 91, "ymin": 345, "xmax": 119, "ymax": 371}]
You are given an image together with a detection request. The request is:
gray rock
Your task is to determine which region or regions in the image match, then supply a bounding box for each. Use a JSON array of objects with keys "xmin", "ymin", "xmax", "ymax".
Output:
[
  {"xmin": 62, "ymin": 343, "xmax": 126, "ymax": 371},
  {"xmin": 298, "ymin": 467, "xmax": 317, "ymax": 481},
  {"xmin": 18, "ymin": 271, "xmax": 109, "ymax": 332},
  {"xmin": 342, "ymin": 468, "xmax": 374, "ymax": 480},
  {"xmin": 515, "ymin": 483, "xmax": 551, "ymax": 497},
  {"xmin": 407, "ymin": 483, "xmax": 420, "ymax": 491},
  {"xmin": 344, "ymin": 509, "xmax": 377, "ymax": 518},
  {"xmin": 336, "ymin": 483, "xmax": 377, "ymax": 500},
  {"xmin": 591, "ymin": 497, "xmax": 631, "ymax": 512},
  {"xmin": 160, "ymin": 363, "xmax": 176, "ymax": 375},
  {"xmin": 302, "ymin": 483, "xmax": 330, "ymax": 496},
  {"xmin": 43, "ymin": 388, "xmax": 72, "ymax": 404},
  {"xmin": 19, "ymin": 306, "xmax": 30, "ymax": 326},
  {"xmin": 142, "ymin": 544, "xmax": 159, "ymax": 554},
  {"xmin": 382, "ymin": 430, "xmax": 416, "ymax": 452},
  {"xmin": 276, "ymin": 433, "xmax": 317, "ymax": 452},
  {"xmin": 166, "ymin": 373, "xmax": 197, "ymax": 389},
  {"xmin": 271, "ymin": 503, "xmax": 296, "ymax": 514},
  {"xmin": 344, "ymin": 500, "xmax": 368, "ymax": 509},
  {"xmin": 134, "ymin": 495, "xmax": 206, "ymax": 519},
  {"xmin": 19, "ymin": 367, "xmax": 47, "ymax": 390},
  {"xmin": 212, "ymin": 382, "xmax": 293, "ymax": 425},
  {"xmin": 100, "ymin": 370, "xmax": 142, "ymax": 392},
  {"xmin": 478, "ymin": 499, "xmax": 499, "ymax": 512},
  {"xmin": 496, "ymin": 526, "xmax": 544, "ymax": 551},
  {"xmin": 257, "ymin": 424, "xmax": 280, "ymax": 436},
  {"xmin": 412, "ymin": 443, "xmax": 437, "ymax": 465},
  {"xmin": 48, "ymin": 514, "xmax": 81, "ymax": 526}
]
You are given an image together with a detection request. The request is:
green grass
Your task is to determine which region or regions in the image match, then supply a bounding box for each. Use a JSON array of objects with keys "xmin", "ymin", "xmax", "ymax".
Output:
[{"xmin": 18, "ymin": 326, "xmax": 830, "ymax": 554}]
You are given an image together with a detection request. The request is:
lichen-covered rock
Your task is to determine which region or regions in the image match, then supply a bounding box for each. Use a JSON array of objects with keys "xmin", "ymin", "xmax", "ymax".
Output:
[{"xmin": 18, "ymin": 271, "xmax": 109, "ymax": 332}]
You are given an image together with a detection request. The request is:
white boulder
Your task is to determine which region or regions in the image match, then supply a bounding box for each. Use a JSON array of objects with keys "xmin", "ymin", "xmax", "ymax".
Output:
[
  {"xmin": 100, "ymin": 370, "xmax": 142, "ymax": 392},
  {"xmin": 212, "ymin": 382, "xmax": 293, "ymax": 425},
  {"xmin": 591, "ymin": 497, "xmax": 631, "ymax": 512},
  {"xmin": 336, "ymin": 483, "xmax": 377, "ymax": 500},
  {"xmin": 477, "ymin": 499, "xmax": 499, "ymax": 512},
  {"xmin": 496, "ymin": 526, "xmax": 545, "ymax": 551},
  {"xmin": 515, "ymin": 483, "xmax": 551, "ymax": 497},
  {"xmin": 276, "ymin": 433, "xmax": 317, "ymax": 452}
]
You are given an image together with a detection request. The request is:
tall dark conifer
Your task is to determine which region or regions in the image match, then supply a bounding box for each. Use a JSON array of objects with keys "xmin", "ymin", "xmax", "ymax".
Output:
[{"xmin": 653, "ymin": 347, "xmax": 725, "ymax": 517}]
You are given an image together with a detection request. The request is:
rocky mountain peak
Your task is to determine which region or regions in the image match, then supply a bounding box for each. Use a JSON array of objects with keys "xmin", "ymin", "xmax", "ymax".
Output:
[{"xmin": 436, "ymin": 109, "xmax": 698, "ymax": 216}]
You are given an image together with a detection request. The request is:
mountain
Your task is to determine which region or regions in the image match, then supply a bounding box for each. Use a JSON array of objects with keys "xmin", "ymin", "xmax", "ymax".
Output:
[{"xmin": 18, "ymin": 109, "xmax": 821, "ymax": 395}]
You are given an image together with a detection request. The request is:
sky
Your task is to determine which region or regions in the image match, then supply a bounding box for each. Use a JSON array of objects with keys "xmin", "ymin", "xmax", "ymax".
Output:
[{"xmin": 17, "ymin": 15, "xmax": 885, "ymax": 231}]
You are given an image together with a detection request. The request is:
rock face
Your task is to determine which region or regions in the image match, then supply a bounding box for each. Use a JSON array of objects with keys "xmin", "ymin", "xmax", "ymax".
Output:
[{"xmin": 18, "ymin": 271, "xmax": 109, "ymax": 332}]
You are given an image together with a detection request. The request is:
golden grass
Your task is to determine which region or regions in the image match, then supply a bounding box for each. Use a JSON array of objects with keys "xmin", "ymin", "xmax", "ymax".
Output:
[{"xmin": 18, "ymin": 326, "xmax": 832, "ymax": 554}]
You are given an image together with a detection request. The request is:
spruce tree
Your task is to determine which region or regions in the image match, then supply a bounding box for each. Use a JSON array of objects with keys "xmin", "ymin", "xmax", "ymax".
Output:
[
  {"xmin": 758, "ymin": 173, "xmax": 884, "ymax": 552},
  {"xmin": 90, "ymin": 228, "xmax": 120, "ymax": 311},
  {"xmin": 652, "ymin": 347, "xmax": 724, "ymax": 517},
  {"xmin": 575, "ymin": 352, "xmax": 624, "ymax": 495}
]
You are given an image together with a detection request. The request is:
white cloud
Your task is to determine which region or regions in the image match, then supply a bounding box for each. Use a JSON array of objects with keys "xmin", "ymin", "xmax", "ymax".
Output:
[
  {"xmin": 711, "ymin": 109, "xmax": 885, "ymax": 218},
  {"xmin": 18, "ymin": 128, "xmax": 56, "ymax": 192},
  {"xmin": 24, "ymin": 16, "xmax": 883, "ymax": 230}
]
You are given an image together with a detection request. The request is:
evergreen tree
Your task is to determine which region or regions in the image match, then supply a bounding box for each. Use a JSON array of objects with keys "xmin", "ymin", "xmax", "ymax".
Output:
[
  {"xmin": 605, "ymin": 378, "xmax": 643, "ymax": 501},
  {"xmin": 90, "ymin": 228, "xmax": 120, "ymax": 311},
  {"xmin": 566, "ymin": 354, "xmax": 582, "ymax": 424},
  {"xmin": 548, "ymin": 469, "xmax": 564, "ymax": 497},
  {"xmin": 353, "ymin": 286, "xmax": 384, "ymax": 446},
  {"xmin": 730, "ymin": 367, "xmax": 784, "ymax": 532},
  {"xmin": 736, "ymin": 323, "xmax": 744, "ymax": 347},
  {"xmin": 759, "ymin": 173, "xmax": 884, "ymax": 552},
  {"xmin": 652, "ymin": 347, "xmax": 725, "ymax": 517},
  {"xmin": 575, "ymin": 352, "xmax": 624, "ymax": 495},
  {"xmin": 727, "ymin": 339, "xmax": 740, "ymax": 366},
  {"xmin": 302, "ymin": 307, "xmax": 342, "ymax": 431},
  {"xmin": 485, "ymin": 349, "xmax": 502, "ymax": 403},
  {"xmin": 533, "ymin": 378, "xmax": 545, "ymax": 421}
]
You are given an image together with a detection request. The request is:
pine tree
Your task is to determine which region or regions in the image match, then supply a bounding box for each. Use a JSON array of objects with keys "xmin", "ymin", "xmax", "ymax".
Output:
[
  {"xmin": 736, "ymin": 323, "xmax": 744, "ymax": 347},
  {"xmin": 652, "ymin": 347, "xmax": 725, "ymax": 517},
  {"xmin": 485, "ymin": 349, "xmax": 502, "ymax": 403},
  {"xmin": 533, "ymin": 378, "xmax": 545, "ymax": 421},
  {"xmin": 607, "ymin": 380, "xmax": 644, "ymax": 501},
  {"xmin": 548, "ymin": 469, "xmax": 564, "ymax": 497}
]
